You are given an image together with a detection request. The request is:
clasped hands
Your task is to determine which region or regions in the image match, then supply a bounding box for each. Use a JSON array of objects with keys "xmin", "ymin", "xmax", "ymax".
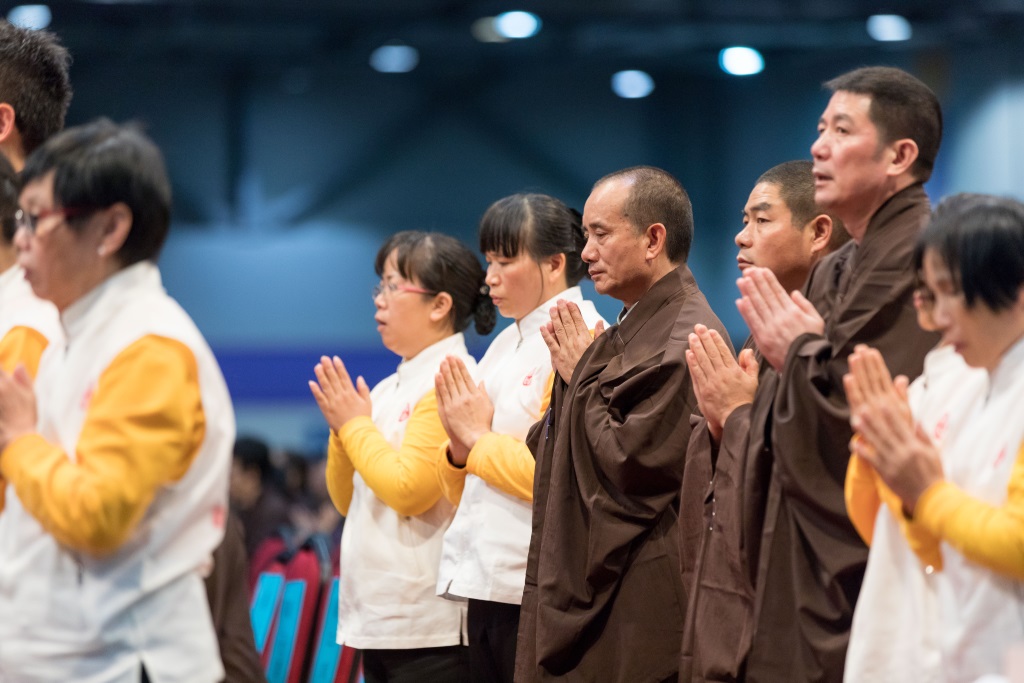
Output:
[
  {"xmin": 435, "ymin": 356, "xmax": 492, "ymax": 467},
  {"xmin": 309, "ymin": 356, "xmax": 372, "ymax": 433},
  {"xmin": 0, "ymin": 365, "xmax": 37, "ymax": 453},
  {"xmin": 736, "ymin": 267, "xmax": 824, "ymax": 372},
  {"xmin": 540, "ymin": 299, "xmax": 605, "ymax": 384},
  {"xmin": 845, "ymin": 345, "xmax": 944, "ymax": 515},
  {"xmin": 686, "ymin": 324, "xmax": 758, "ymax": 445}
]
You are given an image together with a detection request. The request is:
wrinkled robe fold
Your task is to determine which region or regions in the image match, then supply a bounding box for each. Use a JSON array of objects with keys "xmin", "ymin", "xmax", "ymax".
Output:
[{"xmin": 516, "ymin": 265, "xmax": 730, "ymax": 683}]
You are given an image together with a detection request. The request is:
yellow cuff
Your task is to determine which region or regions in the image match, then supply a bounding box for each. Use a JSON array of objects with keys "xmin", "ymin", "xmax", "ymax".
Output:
[
  {"xmin": 0, "ymin": 433, "xmax": 50, "ymax": 479},
  {"xmin": 336, "ymin": 415, "xmax": 376, "ymax": 443}
]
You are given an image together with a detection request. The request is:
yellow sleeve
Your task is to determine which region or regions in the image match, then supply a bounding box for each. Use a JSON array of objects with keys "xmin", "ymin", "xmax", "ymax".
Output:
[
  {"xmin": 0, "ymin": 326, "xmax": 51, "ymax": 515},
  {"xmin": 436, "ymin": 443, "xmax": 467, "ymax": 507},
  {"xmin": 915, "ymin": 442, "xmax": 1024, "ymax": 580},
  {"xmin": 0, "ymin": 325, "xmax": 49, "ymax": 377},
  {"xmin": 335, "ymin": 390, "xmax": 447, "ymax": 517},
  {"xmin": 845, "ymin": 449, "xmax": 882, "ymax": 545},
  {"xmin": 462, "ymin": 369, "xmax": 550, "ymax": 503},
  {"xmin": 0, "ymin": 335, "xmax": 205, "ymax": 557},
  {"xmin": 325, "ymin": 433, "xmax": 356, "ymax": 517}
]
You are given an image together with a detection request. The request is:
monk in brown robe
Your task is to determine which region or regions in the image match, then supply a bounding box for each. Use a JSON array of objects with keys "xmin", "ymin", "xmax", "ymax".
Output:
[
  {"xmin": 515, "ymin": 166, "xmax": 730, "ymax": 682},
  {"xmin": 687, "ymin": 66, "xmax": 943, "ymax": 682},
  {"xmin": 678, "ymin": 160, "xmax": 847, "ymax": 682}
]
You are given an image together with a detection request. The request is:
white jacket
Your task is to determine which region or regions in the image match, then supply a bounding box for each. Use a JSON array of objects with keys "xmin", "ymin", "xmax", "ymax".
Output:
[
  {"xmin": 437, "ymin": 287, "xmax": 605, "ymax": 604},
  {"xmin": 0, "ymin": 262, "xmax": 234, "ymax": 683},
  {"xmin": 339, "ymin": 333, "xmax": 474, "ymax": 649}
]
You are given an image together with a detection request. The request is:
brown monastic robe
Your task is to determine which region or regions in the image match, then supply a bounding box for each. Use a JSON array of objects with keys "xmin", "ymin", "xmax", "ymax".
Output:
[
  {"xmin": 516, "ymin": 264, "xmax": 731, "ymax": 683},
  {"xmin": 679, "ymin": 184, "xmax": 940, "ymax": 683}
]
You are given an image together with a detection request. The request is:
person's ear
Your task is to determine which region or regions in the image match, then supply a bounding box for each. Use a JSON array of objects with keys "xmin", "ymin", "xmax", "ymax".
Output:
[
  {"xmin": 645, "ymin": 222, "xmax": 668, "ymax": 262},
  {"xmin": 429, "ymin": 291, "xmax": 454, "ymax": 324},
  {"xmin": 807, "ymin": 214, "xmax": 833, "ymax": 256},
  {"xmin": 0, "ymin": 103, "xmax": 16, "ymax": 146},
  {"xmin": 887, "ymin": 138, "xmax": 919, "ymax": 178},
  {"xmin": 96, "ymin": 202, "xmax": 133, "ymax": 259},
  {"xmin": 544, "ymin": 252, "xmax": 566, "ymax": 283}
]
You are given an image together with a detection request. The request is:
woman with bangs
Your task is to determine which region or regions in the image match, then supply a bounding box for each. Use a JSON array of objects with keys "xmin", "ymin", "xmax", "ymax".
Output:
[
  {"xmin": 433, "ymin": 193, "xmax": 606, "ymax": 682},
  {"xmin": 844, "ymin": 193, "xmax": 1024, "ymax": 682},
  {"xmin": 310, "ymin": 231, "xmax": 495, "ymax": 683}
]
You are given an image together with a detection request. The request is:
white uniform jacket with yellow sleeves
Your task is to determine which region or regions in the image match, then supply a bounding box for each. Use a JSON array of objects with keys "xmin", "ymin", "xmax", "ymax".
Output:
[
  {"xmin": 326, "ymin": 333, "xmax": 476, "ymax": 649},
  {"xmin": 436, "ymin": 287, "xmax": 605, "ymax": 605},
  {"xmin": 0, "ymin": 262, "xmax": 234, "ymax": 683}
]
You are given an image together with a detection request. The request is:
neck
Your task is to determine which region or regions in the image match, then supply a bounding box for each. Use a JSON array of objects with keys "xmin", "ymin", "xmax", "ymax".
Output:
[
  {"xmin": 842, "ymin": 176, "xmax": 917, "ymax": 244},
  {"xmin": 403, "ymin": 327, "xmax": 453, "ymax": 361},
  {"xmin": 622, "ymin": 259, "xmax": 677, "ymax": 308}
]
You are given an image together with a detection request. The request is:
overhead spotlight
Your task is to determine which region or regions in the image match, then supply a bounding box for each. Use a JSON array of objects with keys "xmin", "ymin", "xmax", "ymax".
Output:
[
  {"xmin": 866, "ymin": 14, "xmax": 912, "ymax": 42},
  {"xmin": 369, "ymin": 44, "xmax": 420, "ymax": 74},
  {"xmin": 719, "ymin": 46, "xmax": 764, "ymax": 76},
  {"xmin": 494, "ymin": 11, "xmax": 541, "ymax": 39},
  {"xmin": 611, "ymin": 70, "xmax": 655, "ymax": 99},
  {"xmin": 471, "ymin": 16, "xmax": 508, "ymax": 43},
  {"xmin": 7, "ymin": 5, "xmax": 52, "ymax": 30}
]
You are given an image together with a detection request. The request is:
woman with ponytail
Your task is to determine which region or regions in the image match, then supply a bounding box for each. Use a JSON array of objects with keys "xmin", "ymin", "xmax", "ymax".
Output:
[
  {"xmin": 433, "ymin": 194, "xmax": 606, "ymax": 682},
  {"xmin": 310, "ymin": 230, "xmax": 495, "ymax": 683}
]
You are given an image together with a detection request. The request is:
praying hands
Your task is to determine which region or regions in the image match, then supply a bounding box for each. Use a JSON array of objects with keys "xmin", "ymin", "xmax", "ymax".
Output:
[
  {"xmin": 685, "ymin": 324, "xmax": 759, "ymax": 444},
  {"xmin": 435, "ymin": 356, "xmax": 493, "ymax": 467},
  {"xmin": 736, "ymin": 266, "xmax": 824, "ymax": 372}
]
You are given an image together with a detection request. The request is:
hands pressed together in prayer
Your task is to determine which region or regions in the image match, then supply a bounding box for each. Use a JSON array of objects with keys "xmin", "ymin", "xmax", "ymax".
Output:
[
  {"xmin": 845, "ymin": 344, "xmax": 944, "ymax": 515},
  {"xmin": 686, "ymin": 324, "xmax": 759, "ymax": 445},
  {"xmin": 0, "ymin": 365, "xmax": 37, "ymax": 453},
  {"xmin": 435, "ymin": 356, "xmax": 493, "ymax": 467},
  {"xmin": 309, "ymin": 355, "xmax": 373, "ymax": 433},
  {"xmin": 541, "ymin": 299, "xmax": 605, "ymax": 383},
  {"xmin": 737, "ymin": 267, "xmax": 824, "ymax": 372}
]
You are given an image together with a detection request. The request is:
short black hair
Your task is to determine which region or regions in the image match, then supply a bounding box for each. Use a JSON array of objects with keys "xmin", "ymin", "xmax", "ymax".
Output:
[
  {"xmin": 375, "ymin": 230, "xmax": 496, "ymax": 335},
  {"xmin": 0, "ymin": 20, "xmax": 72, "ymax": 155},
  {"xmin": 233, "ymin": 436, "xmax": 273, "ymax": 483},
  {"xmin": 825, "ymin": 66, "xmax": 942, "ymax": 183},
  {"xmin": 21, "ymin": 118, "xmax": 172, "ymax": 267},
  {"xmin": 914, "ymin": 193, "xmax": 1024, "ymax": 312},
  {"xmin": 756, "ymin": 160, "xmax": 849, "ymax": 252},
  {"xmin": 0, "ymin": 153, "xmax": 16, "ymax": 244},
  {"xmin": 593, "ymin": 165, "xmax": 693, "ymax": 264},
  {"xmin": 478, "ymin": 193, "xmax": 588, "ymax": 286}
]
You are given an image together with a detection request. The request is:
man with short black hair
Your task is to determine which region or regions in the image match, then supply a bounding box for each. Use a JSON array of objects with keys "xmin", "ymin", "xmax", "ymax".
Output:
[
  {"xmin": 733, "ymin": 66, "xmax": 942, "ymax": 681},
  {"xmin": 678, "ymin": 159, "xmax": 846, "ymax": 681},
  {"xmin": 516, "ymin": 166, "xmax": 730, "ymax": 682}
]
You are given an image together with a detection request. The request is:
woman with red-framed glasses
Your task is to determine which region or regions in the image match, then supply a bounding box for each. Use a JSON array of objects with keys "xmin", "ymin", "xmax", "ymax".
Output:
[{"xmin": 310, "ymin": 230, "xmax": 495, "ymax": 683}]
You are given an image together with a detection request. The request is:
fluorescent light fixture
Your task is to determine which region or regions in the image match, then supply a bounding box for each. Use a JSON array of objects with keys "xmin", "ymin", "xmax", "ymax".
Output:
[
  {"xmin": 867, "ymin": 14, "xmax": 912, "ymax": 42},
  {"xmin": 7, "ymin": 5, "xmax": 52, "ymax": 30},
  {"xmin": 719, "ymin": 46, "xmax": 764, "ymax": 76},
  {"xmin": 494, "ymin": 11, "xmax": 541, "ymax": 39},
  {"xmin": 369, "ymin": 44, "xmax": 420, "ymax": 74},
  {"xmin": 611, "ymin": 70, "xmax": 655, "ymax": 99}
]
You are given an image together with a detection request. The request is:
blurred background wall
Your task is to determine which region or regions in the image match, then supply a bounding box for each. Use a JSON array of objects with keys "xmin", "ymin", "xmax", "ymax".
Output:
[{"xmin": 10, "ymin": 1, "xmax": 1024, "ymax": 452}]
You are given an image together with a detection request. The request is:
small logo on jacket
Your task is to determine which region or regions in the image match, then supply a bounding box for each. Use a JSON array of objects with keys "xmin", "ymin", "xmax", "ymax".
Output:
[
  {"xmin": 80, "ymin": 383, "xmax": 96, "ymax": 411},
  {"xmin": 398, "ymin": 404, "xmax": 411, "ymax": 422}
]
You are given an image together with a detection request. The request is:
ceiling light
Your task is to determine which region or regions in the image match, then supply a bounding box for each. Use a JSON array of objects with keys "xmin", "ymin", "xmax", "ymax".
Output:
[
  {"xmin": 867, "ymin": 15, "xmax": 912, "ymax": 42},
  {"xmin": 471, "ymin": 16, "xmax": 508, "ymax": 43},
  {"xmin": 719, "ymin": 47, "xmax": 764, "ymax": 76},
  {"xmin": 494, "ymin": 11, "xmax": 541, "ymax": 39},
  {"xmin": 611, "ymin": 70, "xmax": 655, "ymax": 99},
  {"xmin": 7, "ymin": 5, "xmax": 52, "ymax": 30},
  {"xmin": 369, "ymin": 44, "xmax": 419, "ymax": 74}
]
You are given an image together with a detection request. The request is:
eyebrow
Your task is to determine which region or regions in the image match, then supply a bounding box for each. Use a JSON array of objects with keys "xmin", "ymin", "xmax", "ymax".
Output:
[{"xmin": 743, "ymin": 202, "xmax": 772, "ymax": 216}]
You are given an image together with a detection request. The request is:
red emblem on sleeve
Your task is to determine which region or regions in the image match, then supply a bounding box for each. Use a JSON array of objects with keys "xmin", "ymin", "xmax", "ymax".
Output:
[
  {"xmin": 211, "ymin": 504, "xmax": 226, "ymax": 528},
  {"xmin": 398, "ymin": 404, "xmax": 411, "ymax": 422},
  {"xmin": 79, "ymin": 383, "xmax": 96, "ymax": 411},
  {"xmin": 522, "ymin": 372, "xmax": 534, "ymax": 387}
]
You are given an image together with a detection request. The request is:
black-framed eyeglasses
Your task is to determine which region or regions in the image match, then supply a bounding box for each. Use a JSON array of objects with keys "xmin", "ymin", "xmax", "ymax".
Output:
[
  {"xmin": 371, "ymin": 280, "xmax": 437, "ymax": 301},
  {"xmin": 14, "ymin": 206, "xmax": 96, "ymax": 235}
]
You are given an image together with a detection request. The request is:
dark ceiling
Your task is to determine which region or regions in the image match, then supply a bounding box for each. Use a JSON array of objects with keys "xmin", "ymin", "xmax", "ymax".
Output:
[{"xmin": 29, "ymin": 0, "xmax": 1024, "ymax": 70}]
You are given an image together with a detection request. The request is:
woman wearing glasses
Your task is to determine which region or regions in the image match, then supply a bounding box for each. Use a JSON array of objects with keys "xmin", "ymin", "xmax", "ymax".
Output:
[
  {"xmin": 844, "ymin": 194, "xmax": 1024, "ymax": 682},
  {"xmin": 0, "ymin": 120, "xmax": 234, "ymax": 683},
  {"xmin": 432, "ymin": 193, "xmax": 605, "ymax": 682},
  {"xmin": 310, "ymin": 230, "xmax": 494, "ymax": 683}
]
